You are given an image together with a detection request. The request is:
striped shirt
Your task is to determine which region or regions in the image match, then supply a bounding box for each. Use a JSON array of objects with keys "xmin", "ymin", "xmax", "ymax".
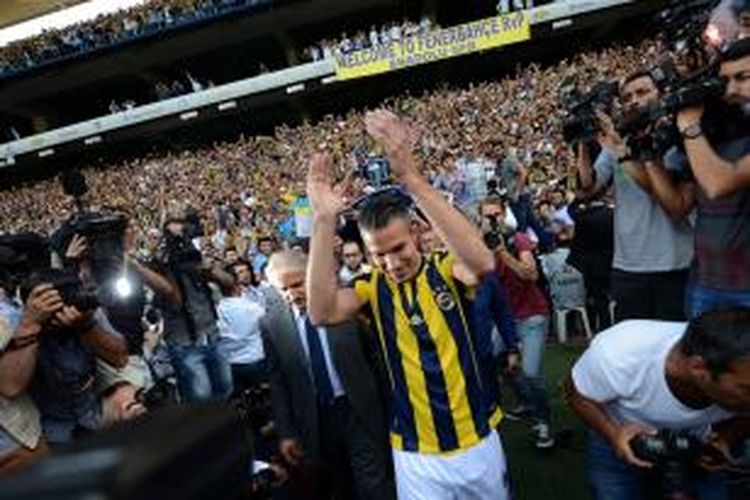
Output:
[
  {"xmin": 354, "ymin": 252, "xmax": 502, "ymax": 454},
  {"xmin": 693, "ymin": 137, "xmax": 750, "ymax": 291}
]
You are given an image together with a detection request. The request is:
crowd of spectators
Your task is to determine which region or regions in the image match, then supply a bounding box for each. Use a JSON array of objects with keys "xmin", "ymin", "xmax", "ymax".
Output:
[
  {"xmin": 0, "ymin": 0, "xmax": 270, "ymax": 77},
  {"xmin": 302, "ymin": 16, "xmax": 436, "ymax": 62},
  {"xmin": 0, "ymin": 36, "xmax": 660, "ymax": 257}
]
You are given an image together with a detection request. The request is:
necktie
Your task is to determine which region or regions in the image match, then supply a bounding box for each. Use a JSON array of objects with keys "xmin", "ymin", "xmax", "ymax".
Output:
[{"xmin": 303, "ymin": 316, "xmax": 335, "ymax": 404}]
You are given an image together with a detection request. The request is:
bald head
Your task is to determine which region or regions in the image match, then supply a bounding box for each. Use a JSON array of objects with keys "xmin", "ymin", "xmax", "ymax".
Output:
[{"xmin": 266, "ymin": 250, "xmax": 309, "ymax": 311}]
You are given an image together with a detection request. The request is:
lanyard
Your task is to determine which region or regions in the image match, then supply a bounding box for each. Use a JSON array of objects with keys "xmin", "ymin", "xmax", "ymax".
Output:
[{"xmin": 397, "ymin": 279, "xmax": 425, "ymax": 328}]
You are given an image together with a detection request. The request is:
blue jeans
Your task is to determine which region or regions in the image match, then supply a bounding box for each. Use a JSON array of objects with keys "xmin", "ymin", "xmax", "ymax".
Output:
[
  {"xmin": 588, "ymin": 432, "xmax": 727, "ymax": 500},
  {"xmin": 169, "ymin": 343, "xmax": 234, "ymax": 403},
  {"xmin": 686, "ymin": 282, "xmax": 750, "ymax": 319},
  {"xmin": 508, "ymin": 314, "xmax": 551, "ymax": 422}
]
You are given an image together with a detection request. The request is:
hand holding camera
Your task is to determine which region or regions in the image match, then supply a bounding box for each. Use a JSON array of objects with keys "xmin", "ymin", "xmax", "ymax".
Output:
[
  {"xmin": 612, "ymin": 423, "xmax": 657, "ymax": 468},
  {"xmin": 21, "ymin": 284, "xmax": 64, "ymax": 329},
  {"xmin": 50, "ymin": 305, "xmax": 93, "ymax": 332},
  {"xmin": 595, "ymin": 111, "xmax": 628, "ymax": 158}
]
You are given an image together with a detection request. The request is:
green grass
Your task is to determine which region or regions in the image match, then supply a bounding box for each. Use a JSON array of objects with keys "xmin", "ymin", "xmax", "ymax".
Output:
[{"xmin": 500, "ymin": 341, "xmax": 591, "ymax": 500}]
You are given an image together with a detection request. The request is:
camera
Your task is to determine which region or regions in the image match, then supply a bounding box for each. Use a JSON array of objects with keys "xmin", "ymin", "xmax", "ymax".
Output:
[
  {"xmin": 630, "ymin": 430, "xmax": 726, "ymax": 500},
  {"xmin": 352, "ymin": 145, "xmax": 391, "ymax": 188},
  {"xmin": 50, "ymin": 211, "xmax": 128, "ymax": 285},
  {"xmin": 135, "ymin": 378, "xmax": 177, "ymax": 411},
  {"xmin": 162, "ymin": 230, "xmax": 203, "ymax": 267},
  {"xmin": 19, "ymin": 268, "xmax": 100, "ymax": 312},
  {"xmin": 360, "ymin": 156, "xmax": 391, "ymax": 188},
  {"xmin": 483, "ymin": 214, "xmax": 516, "ymax": 254},
  {"xmin": 560, "ymin": 80, "xmax": 619, "ymax": 144}
]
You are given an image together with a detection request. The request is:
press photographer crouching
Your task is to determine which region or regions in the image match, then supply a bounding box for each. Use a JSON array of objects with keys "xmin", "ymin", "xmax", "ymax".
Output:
[
  {"xmin": 567, "ymin": 309, "xmax": 750, "ymax": 500},
  {"xmin": 573, "ymin": 70, "xmax": 694, "ymax": 322},
  {"xmin": 151, "ymin": 215, "xmax": 234, "ymax": 402}
]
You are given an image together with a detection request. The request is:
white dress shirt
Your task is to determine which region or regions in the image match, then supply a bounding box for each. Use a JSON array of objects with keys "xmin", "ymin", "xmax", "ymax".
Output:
[{"xmin": 217, "ymin": 296, "xmax": 266, "ymax": 365}]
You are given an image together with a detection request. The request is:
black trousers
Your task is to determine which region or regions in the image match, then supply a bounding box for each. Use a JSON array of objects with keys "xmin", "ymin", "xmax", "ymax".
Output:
[
  {"xmin": 316, "ymin": 397, "xmax": 395, "ymax": 500},
  {"xmin": 584, "ymin": 271, "xmax": 613, "ymax": 332},
  {"xmin": 611, "ymin": 269, "xmax": 688, "ymax": 322}
]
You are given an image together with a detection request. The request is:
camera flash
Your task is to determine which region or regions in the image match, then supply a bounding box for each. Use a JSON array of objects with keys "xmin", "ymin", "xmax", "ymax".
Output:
[{"xmin": 115, "ymin": 275, "xmax": 133, "ymax": 298}]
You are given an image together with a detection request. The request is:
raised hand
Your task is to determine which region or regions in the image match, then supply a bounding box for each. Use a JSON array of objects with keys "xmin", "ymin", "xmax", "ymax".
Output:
[
  {"xmin": 306, "ymin": 152, "xmax": 352, "ymax": 217},
  {"xmin": 595, "ymin": 111, "xmax": 627, "ymax": 157},
  {"xmin": 65, "ymin": 234, "xmax": 89, "ymax": 262},
  {"xmin": 364, "ymin": 110, "xmax": 420, "ymax": 182}
]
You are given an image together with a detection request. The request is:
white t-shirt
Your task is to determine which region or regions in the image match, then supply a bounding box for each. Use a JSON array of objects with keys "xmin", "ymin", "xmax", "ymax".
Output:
[{"xmin": 572, "ymin": 320, "xmax": 734, "ymax": 437}]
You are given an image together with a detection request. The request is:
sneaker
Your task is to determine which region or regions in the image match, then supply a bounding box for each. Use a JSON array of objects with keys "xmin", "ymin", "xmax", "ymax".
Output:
[
  {"xmin": 532, "ymin": 422, "xmax": 556, "ymax": 449},
  {"xmin": 505, "ymin": 405, "xmax": 532, "ymax": 421}
]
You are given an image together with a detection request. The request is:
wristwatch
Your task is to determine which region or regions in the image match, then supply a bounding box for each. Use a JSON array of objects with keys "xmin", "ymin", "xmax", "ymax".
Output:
[{"xmin": 680, "ymin": 122, "xmax": 704, "ymax": 140}]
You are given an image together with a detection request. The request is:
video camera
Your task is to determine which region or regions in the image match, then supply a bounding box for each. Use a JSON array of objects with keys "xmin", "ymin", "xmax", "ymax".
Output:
[
  {"xmin": 51, "ymin": 212, "xmax": 129, "ymax": 281},
  {"xmin": 560, "ymin": 80, "xmax": 619, "ymax": 145},
  {"xmin": 51, "ymin": 168, "xmax": 129, "ymax": 286},
  {"xmin": 616, "ymin": 60, "xmax": 726, "ymax": 161}
]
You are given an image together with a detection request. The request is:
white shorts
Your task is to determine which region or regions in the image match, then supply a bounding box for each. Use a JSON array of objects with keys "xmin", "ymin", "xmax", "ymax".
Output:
[{"xmin": 392, "ymin": 430, "xmax": 510, "ymax": 500}]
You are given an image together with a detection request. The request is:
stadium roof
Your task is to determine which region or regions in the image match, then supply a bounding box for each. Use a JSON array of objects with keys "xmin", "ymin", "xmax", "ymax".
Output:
[{"xmin": 0, "ymin": 0, "xmax": 147, "ymax": 47}]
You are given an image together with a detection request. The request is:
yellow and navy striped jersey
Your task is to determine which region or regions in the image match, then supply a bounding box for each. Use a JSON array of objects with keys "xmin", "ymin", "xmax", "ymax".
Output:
[{"xmin": 353, "ymin": 251, "xmax": 502, "ymax": 454}]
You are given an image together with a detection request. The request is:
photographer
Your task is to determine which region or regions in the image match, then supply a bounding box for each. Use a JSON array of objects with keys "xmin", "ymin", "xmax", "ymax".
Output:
[
  {"xmin": 0, "ymin": 275, "xmax": 63, "ymax": 476},
  {"xmin": 576, "ymin": 71, "xmax": 694, "ymax": 322},
  {"xmin": 152, "ymin": 217, "xmax": 234, "ymax": 402},
  {"xmin": 671, "ymin": 39, "xmax": 750, "ymax": 318},
  {"xmin": 22, "ymin": 268, "xmax": 129, "ymax": 446},
  {"xmin": 567, "ymin": 309, "xmax": 750, "ymax": 500},
  {"xmin": 480, "ymin": 195, "xmax": 556, "ymax": 449},
  {"xmin": 65, "ymin": 215, "xmax": 179, "ymax": 391}
]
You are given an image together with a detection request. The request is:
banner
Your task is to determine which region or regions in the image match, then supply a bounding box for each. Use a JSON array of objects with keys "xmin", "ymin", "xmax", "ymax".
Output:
[
  {"xmin": 334, "ymin": 12, "xmax": 531, "ymax": 81},
  {"xmin": 293, "ymin": 196, "xmax": 313, "ymax": 239}
]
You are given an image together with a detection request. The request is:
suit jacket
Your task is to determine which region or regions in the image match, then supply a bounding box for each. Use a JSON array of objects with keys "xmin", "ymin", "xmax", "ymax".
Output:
[{"xmin": 260, "ymin": 301, "xmax": 388, "ymax": 462}]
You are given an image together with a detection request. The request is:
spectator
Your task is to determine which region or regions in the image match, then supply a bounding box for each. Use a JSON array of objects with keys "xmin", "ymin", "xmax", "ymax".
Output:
[
  {"xmin": 338, "ymin": 240, "xmax": 369, "ymax": 285},
  {"xmin": 217, "ymin": 268, "xmax": 267, "ymax": 396},
  {"xmin": 480, "ymin": 195, "xmax": 556, "ymax": 449}
]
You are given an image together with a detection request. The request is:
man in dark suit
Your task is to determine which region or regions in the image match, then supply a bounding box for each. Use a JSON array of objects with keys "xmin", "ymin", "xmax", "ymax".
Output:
[{"xmin": 261, "ymin": 250, "xmax": 394, "ymax": 500}]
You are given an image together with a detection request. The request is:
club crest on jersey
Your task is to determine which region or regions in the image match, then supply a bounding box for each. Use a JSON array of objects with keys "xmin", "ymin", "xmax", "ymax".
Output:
[{"xmin": 435, "ymin": 290, "xmax": 456, "ymax": 312}]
